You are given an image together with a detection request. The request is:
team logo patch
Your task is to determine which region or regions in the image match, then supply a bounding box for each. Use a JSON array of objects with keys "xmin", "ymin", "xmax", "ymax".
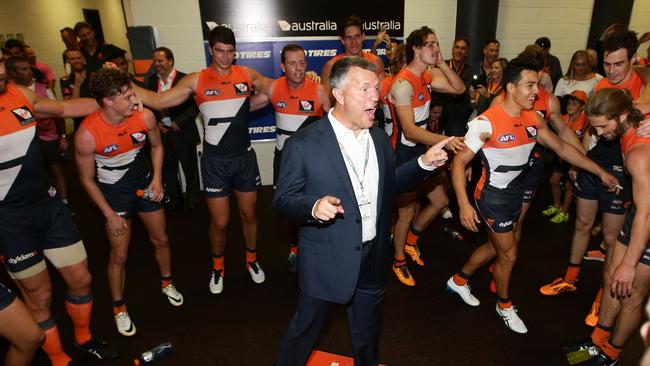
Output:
[
  {"xmin": 204, "ymin": 89, "xmax": 221, "ymax": 96},
  {"xmin": 131, "ymin": 132, "xmax": 147, "ymax": 145},
  {"xmin": 11, "ymin": 107, "xmax": 35, "ymax": 125},
  {"xmin": 526, "ymin": 126, "xmax": 538, "ymax": 140},
  {"xmin": 234, "ymin": 82, "xmax": 249, "ymax": 95},
  {"xmin": 299, "ymin": 100, "xmax": 314, "ymax": 112},
  {"xmin": 486, "ymin": 218, "xmax": 495, "ymax": 226},
  {"xmin": 418, "ymin": 92, "xmax": 425, "ymax": 101},
  {"xmin": 498, "ymin": 133, "xmax": 516, "ymax": 143},
  {"xmin": 103, "ymin": 144, "xmax": 119, "ymax": 154},
  {"xmin": 275, "ymin": 101, "xmax": 287, "ymax": 109}
]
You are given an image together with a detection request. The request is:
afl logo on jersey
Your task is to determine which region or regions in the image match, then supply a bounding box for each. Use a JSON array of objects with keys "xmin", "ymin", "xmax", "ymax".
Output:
[
  {"xmin": 498, "ymin": 133, "xmax": 516, "ymax": 143},
  {"xmin": 526, "ymin": 126, "xmax": 538, "ymax": 140},
  {"xmin": 299, "ymin": 100, "xmax": 314, "ymax": 112},
  {"xmin": 103, "ymin": 144, "xmax": 119, "ymax": 154},
  {"xmin": 204, "ymin": 89, "xmax": 221, "ymax": 96},
  {"xmin": 275, "ymin": 101, "xmax": 287, "ymax": 109},
  {"xmin": 234, "ymin": 82, "xmax": 249, "ymax": 95},
  {"xmin": 11, "ymin": 107, "xmax": 35, "ymax": 125},
  {"xmin": 131, "ymin": 132, "xmax": 147, "ymax": 145}
]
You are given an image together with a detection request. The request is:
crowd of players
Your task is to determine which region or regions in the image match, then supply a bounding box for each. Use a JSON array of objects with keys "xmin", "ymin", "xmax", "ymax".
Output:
[{"xmin": 1, "ymin": 15, "xmax": 650, "ymax": 366}]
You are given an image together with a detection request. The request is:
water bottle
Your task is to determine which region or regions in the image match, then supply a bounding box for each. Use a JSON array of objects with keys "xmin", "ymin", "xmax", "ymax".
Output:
[
  {"xmin": 136, "ymin": 189, "xmax": 170, "ymax": 204},
  {"xmin": 133, "ymin": 342, "xmax": 173, "ymax": 365},
  {"xmin": 443, "ymin": 226, "xmax": 464, "ymax": 240},
  {"xmin": 566, "ymin": 346, "xmax": 599, "ymax": 365}
]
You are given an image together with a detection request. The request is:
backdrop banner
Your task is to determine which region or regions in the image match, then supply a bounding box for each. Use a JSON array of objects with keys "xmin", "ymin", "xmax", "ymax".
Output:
[{"xmin": 198, "ymin": 0, "xmax": 404, "ymax": 140}]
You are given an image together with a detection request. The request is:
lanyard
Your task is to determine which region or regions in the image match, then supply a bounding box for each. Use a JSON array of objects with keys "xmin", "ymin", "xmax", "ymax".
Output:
[
  {"xmin": 340, "ymin": 135, "xmax": 370, "ymax": 196},
  {"xmin": 448, "ymin": 60, "xmax": 464, "ymax": 76}
]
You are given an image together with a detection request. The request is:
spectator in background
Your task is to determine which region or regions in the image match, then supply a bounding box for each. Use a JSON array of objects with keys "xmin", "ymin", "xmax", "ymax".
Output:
[
  {"xmin": 23, "ymin": 45, "xmax": 56, "ymax": 90},
  {"xmin": 144, "ymin": 47, "xmax": 201, "ymax": 211},
  {"xmin": 60, "ymin": 26, "xmax": 79, "ymax": 73},
  {"xmin": 439, "ymin": 37, "xmax": 475, "ymax": 137},
  {"xmin": 472, "ymin": 57, "xmax": 507, "ymax": 114},
  {"xmin": 470, "ymin": 39, "xmax": 500, "ymax": 85},
  {"xmin": 535, "ymin": 37, "xmax": 563, "ymax": 87},
  {"xmin": 4, "ymin": 39, "xmax": 48, "ymax": 86},
  {"xmin": 74, "ymin": 21, "xmax": 125, "ymax": 73},
  {"xmin": 104, "ymin": 47, "xmax": 142, "ymax": 86},
  {"xmin": 554, "ymin": 50, "xmax": 603, "ymax": 98},
  {"xmin": 60, "ymin": 49, "xmax": 90, "ymax": 130},
  {"xmin": 7, "ymin": 56, "xmax": 72, "ymax": 214}
]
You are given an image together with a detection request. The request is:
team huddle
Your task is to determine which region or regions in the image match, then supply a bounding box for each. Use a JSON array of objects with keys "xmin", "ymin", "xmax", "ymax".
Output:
[{"xmin": 0, "ymin": 14, "xmax": 649, "ymax": 366}]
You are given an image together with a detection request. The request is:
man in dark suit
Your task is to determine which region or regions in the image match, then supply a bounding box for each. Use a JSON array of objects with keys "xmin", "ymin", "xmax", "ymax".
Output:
[
  {"xmin": 145, "ymin": 47, "xmax": 201, "ymax": 210},
  {"xmin": 273, "ymin": 56, "xmax": 451, "ymax": 366}
]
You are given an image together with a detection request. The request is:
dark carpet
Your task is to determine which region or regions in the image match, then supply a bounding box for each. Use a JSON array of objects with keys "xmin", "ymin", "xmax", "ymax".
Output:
[{"xmin": 0, "ymin": 157, "xmax": 645, "ymax": 366}]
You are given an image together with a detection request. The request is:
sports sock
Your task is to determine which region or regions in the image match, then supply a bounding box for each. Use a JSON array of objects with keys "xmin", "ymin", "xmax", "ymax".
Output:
[
  {"xmin": 406, "ymin": 226, "xmax": 422, "ymax": 246},
  {"xmin": 601, "ymin": 341, "xmax": 622, "ymax": 360},
  {"xmin": 591, "ymin": 323, "xmax": 613, "ymax": 349},
  {"xmin": 212, "ymin": 254, "xmax": 224, "ymax": 274},
  {"xmin": 65, "ymin": 293, "xmax": 93, "ymax": 345},
  {"xmin": 563, "ymin": 264, "xmax": 580, "ymax": 284},
  {"xmin": 161, "ymin": 275, "xmax": 172, "ymax": 288},
  {"xmin": 394, "ymin": 256, "xmax": 407, "ymax": 266},
  {"xmin": 453, "ymin": 271, "xmax": 470, "ymax": 286},
  {"xmin": 39, "ymin": 318, "xmax": 72, "ymax": 366},
  {"xmin": 246, "ymin": 247, "xmax": 257, "ymax": 264},
  {"xmin": 497, "ymin": 297, "xmax": 512, "ymax": 309},
  {"xmin": 112, "ymin": 299, "xmax": 127, "ymax": 315}
]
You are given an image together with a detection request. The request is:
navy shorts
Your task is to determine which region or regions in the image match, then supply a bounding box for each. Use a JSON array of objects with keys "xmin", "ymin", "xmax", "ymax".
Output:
[
  {"xmin": 201, "ymin": 147, "xmax": 261, "ymax": 198},
  {"xmin": 475, "ymin": 196, "xmax": 522, "ymax": 233},
  {"xmin": 273, "ymin": 148, "xmax": 282, "ymax": 187},
  {"xmin": 573, "ymin": 171, "xmax": 631, "ymax": 215},
  {"xmin": 522, "ymin": 151, "xmax": 543, "ymax": 202},
  {"xmin": 0, "ymin": 282, "xmax": 16, "ymax": 311},
  {"xmin": 617, "ymin": 205, "xmax": 650, "ymax": 266},
  {"xmin": 40, "ymin": 139, "xmax": 62, "ymax": 166},
  {"xmin": 551, "ymin": 153, "xmax": 571, "ymax": 175},
  {"xmin": 0, "ymin": 197, "xmax": 81, "ymax": 274},
  {"xmin": 100, "ymin": 176, "xmax": 162, "ymax": 220}
]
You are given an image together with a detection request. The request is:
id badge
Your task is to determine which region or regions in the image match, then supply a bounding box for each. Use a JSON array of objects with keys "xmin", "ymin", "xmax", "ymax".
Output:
[{"xmin": 359, "ymin": 197, "xmax": 372, "ymax": 222}]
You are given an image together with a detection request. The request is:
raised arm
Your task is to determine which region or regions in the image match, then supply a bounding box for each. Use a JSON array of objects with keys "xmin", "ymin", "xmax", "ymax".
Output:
[
  {"xmin": 132, "ymin": 72, "xmax": 198, "ymax": 110},
  {"xmin": 428, "ymin": 51, "xmax": 466, "ymax": 95},
  {"xmin": 18, "ymin": 85, "xmax": 98, "ymax": 119},
  {"xmin": 143, "ymin": 109, "xmax": 165, "ymax": 202}
]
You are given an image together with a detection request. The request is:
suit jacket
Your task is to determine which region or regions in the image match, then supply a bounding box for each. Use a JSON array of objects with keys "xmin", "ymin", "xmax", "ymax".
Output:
[
  {"xmin": 273, "ymin": 115, "xmax": 432, "ymax": 304},
  {"xmin": 145, "ymin": 70, "xmax": 200, "ymax": 144}
]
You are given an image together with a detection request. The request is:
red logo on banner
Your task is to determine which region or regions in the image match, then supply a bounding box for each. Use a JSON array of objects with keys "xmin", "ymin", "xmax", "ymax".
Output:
[{"xmin": 306, "ymin": 350, "xmax": 386, "ymax": 366}]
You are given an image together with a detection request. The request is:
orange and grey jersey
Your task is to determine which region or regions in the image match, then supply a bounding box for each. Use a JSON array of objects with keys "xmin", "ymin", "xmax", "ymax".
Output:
[
  {"xmin": 81, "ymin": 111, "xmax": 150, "ymax": 189},
  {"xmin": 379, "ymin": 76, "xmax": 394, "ymax": 136},
  {"xmin": 533, "ymin": 88, "xmax": 551, "ymax": 122},
  {"xmin": 196, "ymin": 65, "xmax": 252, "ymax": 157},
  {"xmin": 271, "ymin": 76, "xmax": 323, "ymax": 151},
  {"xmin": 0, "ymin": 84, "xmax": 52, "ymax": 210},
  {"xmin": 390, "ymin": 69, "xmax": 432, "ymax": 154},
  {"xmin": 621, "ymin": 126, "xmax": 650, "ymax": 160},
  {"xmin": 332, "ymin": 51, "xmax": 378, "ymax": 63},
  {"xmin": 465, "ymin": 105, "xmax": 542, "ymax": 202},
  {"xmin": 595, "ymin": 72, "xmax": 644, "ymax": 100}
]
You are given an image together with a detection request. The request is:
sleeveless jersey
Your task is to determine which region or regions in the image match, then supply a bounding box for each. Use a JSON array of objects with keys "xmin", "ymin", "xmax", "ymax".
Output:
[
  {"xmin": 379, "ymin": 76, "xmax": 394, "ymax": 136},
  {"xmin": 195, "ymin": 65, "xmax": 252, "ymax": 157},
  {"xmin": 621, "ymin": 126, "xmax": 650, "ymax": 159},
  {"xmin": 473, "ymin": 105, "xmax": 542, "ymax": 201},
  {"xmin": 81, "ymin": 111, "xmax": 150, "ymax": 189},
  {"xmin": 332, "ymin": 51, "xmax": 377, "ymax": 63},
  {"xmin": 533, "ymin": 88, "xmax": 551, "ymax": 122},
  {"xmin": 271, "ymin": 76, "xmax": 323, "ymax": 151},
  {"xmin": 390, "ymin": 69, "xmax": 432, "ymax": 153},
  {"xmin": 0, "ymin": 84, "xmax": 52, "ymax": 209},
  {"xmin": 595, "ymin": 72, "xmax": 644, "ymax": 99}
]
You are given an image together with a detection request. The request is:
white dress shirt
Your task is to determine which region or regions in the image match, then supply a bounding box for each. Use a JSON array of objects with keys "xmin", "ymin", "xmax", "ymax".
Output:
[{"xmin": 329, "ymin": 111, "xmax": 379, "ymax": 242}]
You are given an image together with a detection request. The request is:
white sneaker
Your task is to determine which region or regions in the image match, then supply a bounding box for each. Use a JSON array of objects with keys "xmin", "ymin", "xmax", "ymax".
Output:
[
  {"xmin": 247, "ymin": 261, "xmax": 265, "ymax": 284},
  {"xmin": 114, "ymin": 311, "xmax": 136, "ymax": 336},
  {"xmin": 441, "ymin": 207, "xmax": 453, "ymax": 219},
  {"xmin": 209, "ymin": 269, "xmax": 224, "ymax": 294},
  {"xmin": 446, "ymin": 276, "xmax": 480, "ymax": 306},
  {"xmin": 162, "ymin": 283, "xmax": 184, "ymax": 306},
  {"xmin": 495, "ymin": 304, "xmax": 528, "ymax": 334}
]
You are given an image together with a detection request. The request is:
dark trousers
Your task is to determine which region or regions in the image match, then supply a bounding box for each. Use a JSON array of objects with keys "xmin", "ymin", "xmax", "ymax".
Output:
[
  {"xmin": 162, "ymin": 133, "xmax": 200, "ymax": 206},
  {"xmin": 275, "ymin": 243, "xmax": 385, "ymax": 366}
]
